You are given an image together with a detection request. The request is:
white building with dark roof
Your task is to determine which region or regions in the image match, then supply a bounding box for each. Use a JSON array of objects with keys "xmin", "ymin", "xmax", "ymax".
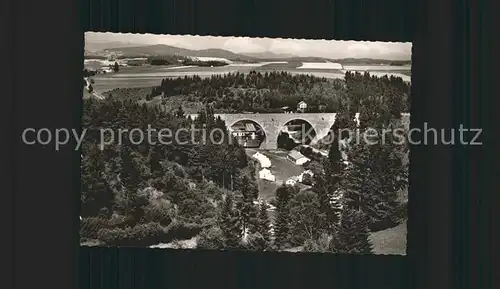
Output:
[
  {"xmin": 287, "ymin": 150, "xmax": 310, "ymax": 165},
  {"xmin": 297, "ymin": 101, "xmax": 307, "ymax": 112}
]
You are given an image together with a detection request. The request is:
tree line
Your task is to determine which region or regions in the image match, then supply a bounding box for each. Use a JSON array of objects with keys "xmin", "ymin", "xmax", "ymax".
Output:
[{"xmin": 145, "ymin": 70, "xmax": 410, "ymax": 115}]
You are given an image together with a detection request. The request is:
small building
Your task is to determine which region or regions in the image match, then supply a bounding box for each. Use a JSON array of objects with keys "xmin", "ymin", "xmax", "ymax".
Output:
[
  {"xmin": 99, "ymin": 67, "xmax": 114, "ymax": 74},
  {"xmin": 281, "ymin": 106, "xmax": 293, "ymax": 113},
  {"xmin": 285, "ymin": 179, "xmax": 297, "ymax": 186},
  {"xmin": 259, "ymin": 168, "xmax": 276, "ymax": 182},
  {"xmin": 231, "ymin": 122, "xmax": 261, "ymax": 148},
  {"xmin": 287, "ymin": 150, "xmax": 310, "ymax": 165},
  {"xmin": 252, "ymin": 152, "xmax": 272, "ymax": 168},
  {"xmin": 297, "ymin": 101, "xmax": 307, "ymax": 112},
  {"xmin": 298, "ymin": 170, "xmax": 314, "ymax": 182}
]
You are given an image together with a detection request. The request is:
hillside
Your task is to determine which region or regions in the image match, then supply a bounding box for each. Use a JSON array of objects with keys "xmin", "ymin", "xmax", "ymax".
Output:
[
  {"xmin": 95, "ymin": 44, "xmax": 257, "ymax": 62},
  {"xmin": 84, "ymin": 41, "xmax": 146, "ymax": 53},
  {"xmin": 242, "ymin": 51, "xmax": 297, "ymax": 59},
  {"xmin": 332, "ymin": 58, "xmax": 412, "ymax": 66}
]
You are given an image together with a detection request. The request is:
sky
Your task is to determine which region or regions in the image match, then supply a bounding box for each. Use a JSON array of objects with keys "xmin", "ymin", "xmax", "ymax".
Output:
[{"xmin": 85, "ymin": 32, "xmax": 412, "ymax": 60}]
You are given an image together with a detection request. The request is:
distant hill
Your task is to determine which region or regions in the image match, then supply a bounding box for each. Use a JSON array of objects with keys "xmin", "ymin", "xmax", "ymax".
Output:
[
  {"xmin": 332, "ymin": 58, "xmax": 411, "ymax": 66},
  {"xmin": 93, "ymin": 44, "xmax": 258, "ymax": 62},
  {"xmin": 242, "ymin": 51, "xmax": 297, "ymax": 59},
  {"xmin": 84, "ymin": 41, "xmax": 145, "ymax": 52}
]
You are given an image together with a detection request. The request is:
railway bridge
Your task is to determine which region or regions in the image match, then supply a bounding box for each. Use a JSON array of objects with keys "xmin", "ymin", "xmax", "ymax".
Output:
[{"xmin": 187, "ymin": 113, "xmax": 337, "ymax": 150}]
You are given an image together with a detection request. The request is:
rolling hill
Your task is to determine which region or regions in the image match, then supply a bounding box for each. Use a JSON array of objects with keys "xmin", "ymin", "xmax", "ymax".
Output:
[
  {"xmin": 331, "ymin": 58, "xmax": 412, "ymax": 66},
  {"xmin": 94, "ymin": 44, "xmax": 258, "ymax": 62},
  {"xmin": 242, "ymin": 51, "xmax": 297, "ymax": 59}
]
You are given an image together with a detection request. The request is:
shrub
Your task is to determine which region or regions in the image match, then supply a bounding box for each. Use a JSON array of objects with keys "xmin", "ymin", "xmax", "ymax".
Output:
[
  {"xmin": 142, "ymin": 201, "xmax": 175, "ymax": 226},
  {"xmin": 302, "ymin": 233, "xmax": 331, "ymax": 253},
  {"xmin": 164, "ymin": 220, "xmax": 204, "ymax": 241},
  {"xmin": 196, "ymin": 227, "xmax": 226, "ymax": 250},
  {"xmin": 97, "ymin": 227, "xmax": 128, "ymax": 245},
  {"xmin": 244, "ymin": 232, "xmax": 270, "ymax": 251},
  {"xmin": 369, "ymin": 202, "xmax": 408, "ymax": 232},
  {"xmin": 107, "ymin": 213, "xmax": 134, "ymax": 228},
  {"xmin": 97, "ymin": 222, "xmax": 166, "ymax": 246},
  {"xmin": 80, "ymin": 217, "xmax": 108, "ymax": 241},
  {"xmin": 301, "ymin": 173, "xmax": 313, "ymax": 185}
]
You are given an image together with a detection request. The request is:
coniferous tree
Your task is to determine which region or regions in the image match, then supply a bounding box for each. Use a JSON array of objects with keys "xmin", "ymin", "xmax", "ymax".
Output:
[
  {"xmin": 119, "ymin": 146, "xmax": 145, "ymax": 194},
  {"xmin": 218, "ymin": 193, "xmax": 242, "ymax": 248},
  {"xmin": 81, "ymin": 145, "xmax": 114, "ymax": 217},
  {"xmin": 245, "ymin": 232, "xmax": 268, "ymax": 251},
  {"xmin": 341, "ymin": 126, "xmax": 407, "ymax": 230},
  {"xmin": 273, "ymin": 184, "xmax": 295, "ymax": 249},
  {"xmin": 329, "ymin": 209, "xmax": 373, "ymax": 254},
  {"xmin": 175, "ymin": 105, "xmax": 185, "ymax": 118},
  {"xmin": 288, "ymin": 190, "xmax": 323, "ymax": 246},
  {"xmin": 312, "ymin": 131, "xmax": 345, "ymax": 231},
  {"xmin": 234, "ymin": 173, "xmax": 259, "ymax": 234},
  {"xmin": 148, "ymin": 145, "xmax": 165, "ymax": 180},
  {"xmin": 114, "ymin": 146, "xmax": 149, "ymax": 222},
  {"xmin": 255, "ymin": 200, "xmax": 272, "ymax": 246}
]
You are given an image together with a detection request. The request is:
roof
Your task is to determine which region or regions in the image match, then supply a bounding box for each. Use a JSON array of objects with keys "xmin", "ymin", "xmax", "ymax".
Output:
[
  {"xmin": 245, "ymin": 123, "xmax": 256, "ymax": 131},
  {"xmin": 298, "ymin": 101, "xmax": 307, "ymax": 105},
  {"xmin": 232, "ymin": 123, "xmax": 246, "ymax": 130},
  {"xmin": 259, "ymin": 168, "xmax": 272, "ymax": 174},
  {"xmin": 288, "ymin": 150, "xmax": 306, "ymax": 160}
]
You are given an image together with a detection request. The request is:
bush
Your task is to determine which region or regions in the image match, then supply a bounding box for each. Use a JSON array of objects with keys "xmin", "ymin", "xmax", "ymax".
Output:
[
  {"xmin": 395, "ymin": 201, "xmax": 408, "ymax": 220},
  {"xmin": 142, "ymin": 201, "xmax": 175, "ymax": 226},
  {"xmin": 80, "ymin": 217, "xmax": 108, "ymax": 241},
  {"xmin": 369, "ymin": 202, "xmax": 408, "ymax": 232},
  {"xmin": 97, "ymin": 222, "xmax": 166, "ymax": 246},
  {"xmin": 196, "ymin": 227, "xmax": 226, "ymax": 250},
  {"xmin": 301, "ymin": 173, "xmax": 313, "ymax": 185},
  {"xmin": 107, "ymin": 213, "xmax": 135, "ymax": 228},
  {"xmin": 244, "ymin": 232, "xmax": 270, "ymax": 251},
  {"xmin": 302, "ymin": 234, "xmax": 331, "ymax": 253},
  {"xmin": 164, "ymin": 220, "xmax": 204, "ymax": 241}
]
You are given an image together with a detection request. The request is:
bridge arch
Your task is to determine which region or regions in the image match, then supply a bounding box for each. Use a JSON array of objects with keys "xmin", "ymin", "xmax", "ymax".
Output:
[
  {"xmin": 227, "ymin": 119, "xmax": 267, "ymax": 148},
  {"xmin": 209, "ymin": 113, "xmax": 337, "ymax": 150},
  {"xmin": 277, "ymin": 118, "xmax": 318, "ymax": 149},
  {"xmin": 227, "ymin": 118, "xmax": 266, "ymax": 133}
]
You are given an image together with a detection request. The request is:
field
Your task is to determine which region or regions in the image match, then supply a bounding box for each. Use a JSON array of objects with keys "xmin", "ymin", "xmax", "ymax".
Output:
[
  {"xmin": 369, "ymin": 220, "xmax": 407, "ymax": 255},
  {"xmin": 298, "ymin": 62, "xmax": 343, "ymax": 69},
  {"xmin": 87, "ymin": 61, "xmax": 412, "ymax": 93}
]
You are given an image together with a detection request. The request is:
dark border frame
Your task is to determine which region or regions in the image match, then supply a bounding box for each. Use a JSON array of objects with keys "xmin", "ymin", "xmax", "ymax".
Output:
[{"xmin": 3, "ymin": 0, "xmax": 498, "ymax": 288}]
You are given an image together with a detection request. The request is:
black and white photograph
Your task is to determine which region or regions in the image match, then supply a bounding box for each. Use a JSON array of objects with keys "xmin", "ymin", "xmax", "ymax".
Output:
[{"xmin": 80, "ymin": 32, "xmax": 411, "ymax": 255}]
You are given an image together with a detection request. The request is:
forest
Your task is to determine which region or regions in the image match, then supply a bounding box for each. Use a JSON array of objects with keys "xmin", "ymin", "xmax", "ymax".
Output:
[
  {"xmin": 144, "ymin": 70, "xmax": 411, "ymax": 115},
  {"xmin": 80, "ymin": 70, "xmax": 409, "ymax": 253},
  {"xmin": 146, "ymin": 55, "xmax": 228, "ymax": 67}
]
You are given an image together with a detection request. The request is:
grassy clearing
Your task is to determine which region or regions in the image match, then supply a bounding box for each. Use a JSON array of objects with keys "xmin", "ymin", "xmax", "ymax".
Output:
[{"xmin": 369, "ymin": 220, "xmax": 407, "ymax": 255}]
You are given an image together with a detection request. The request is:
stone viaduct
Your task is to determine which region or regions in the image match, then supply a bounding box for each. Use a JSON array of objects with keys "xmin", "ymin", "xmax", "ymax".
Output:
[
  {"xmin": 187, "ymin": 113, "xmax": 337, "ymax": 150},
  {"xmin": 187, "ymin": 113, "xmax": 410, "ymax": 150}
]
